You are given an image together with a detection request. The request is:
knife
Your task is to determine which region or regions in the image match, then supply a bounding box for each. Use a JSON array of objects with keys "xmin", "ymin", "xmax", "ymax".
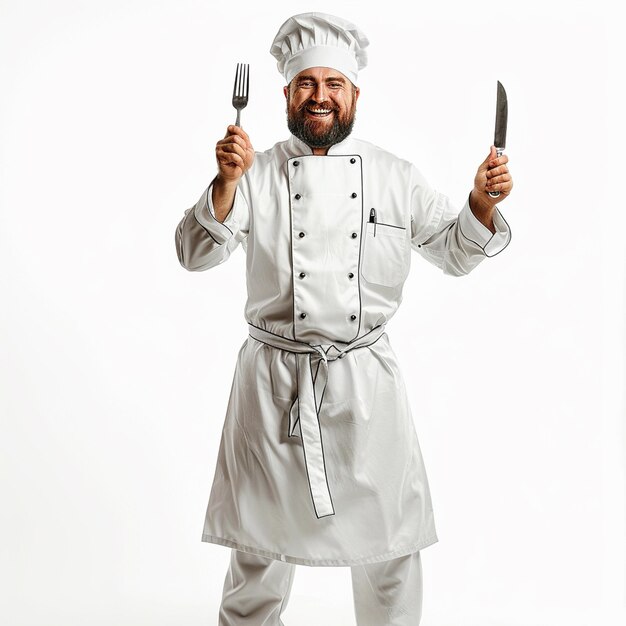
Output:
[{"xmin": 488, "ymin": 81, "xmax": 508, "ymax": 198}]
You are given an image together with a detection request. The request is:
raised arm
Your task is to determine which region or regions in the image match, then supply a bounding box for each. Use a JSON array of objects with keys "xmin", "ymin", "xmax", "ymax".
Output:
[
  {"xmin": 175, "ymin": 125, "xmax": 254, "ymax": 271},
  {"xmin": 410, "ymin": 147, "xmax": 513, "ymax": 276}
]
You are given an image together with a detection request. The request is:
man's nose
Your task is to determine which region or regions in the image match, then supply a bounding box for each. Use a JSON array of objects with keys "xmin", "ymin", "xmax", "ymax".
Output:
[{"xmin": 312, "ymin": 83, "xmax": 328, "ymax": 102}]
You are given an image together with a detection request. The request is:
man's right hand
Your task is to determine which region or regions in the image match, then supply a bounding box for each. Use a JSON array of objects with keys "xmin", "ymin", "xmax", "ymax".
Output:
[
  {"xmin": 216, "ymin": 125, "xmax": 255, "ymax": 182},
  {"xmin": 212, "ymin": 126, "xmax": 254, "ymax": 223}
]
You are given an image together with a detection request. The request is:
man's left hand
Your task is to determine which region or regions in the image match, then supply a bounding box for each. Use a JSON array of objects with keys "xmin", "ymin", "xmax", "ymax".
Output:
[{"xmin": 469, "ymin": 146, "xmax": 513, "ymax": 233}]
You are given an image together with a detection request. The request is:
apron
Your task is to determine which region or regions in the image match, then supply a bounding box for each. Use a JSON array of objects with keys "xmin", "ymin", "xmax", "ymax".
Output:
[{"xmin": 175, "ymin": 133, "xmax": 511, "ymax": 566}]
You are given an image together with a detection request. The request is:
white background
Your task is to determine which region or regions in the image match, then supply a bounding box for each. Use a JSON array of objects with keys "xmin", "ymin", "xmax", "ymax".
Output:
[{"xmin": 1, "ymin": 0, "xmax": 624, "ymax": 624}]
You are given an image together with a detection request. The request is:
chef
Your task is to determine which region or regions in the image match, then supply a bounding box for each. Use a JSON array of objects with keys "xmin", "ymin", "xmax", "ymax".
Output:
[{"xmin": 175, "ymin": 11, "xmax": 513, "ymax": 626}]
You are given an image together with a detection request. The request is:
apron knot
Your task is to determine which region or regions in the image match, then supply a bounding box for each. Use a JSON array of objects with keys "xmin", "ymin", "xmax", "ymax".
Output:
[{"xmin": 247, "ymin": 324, "xmax": 386, "ymax": 519}]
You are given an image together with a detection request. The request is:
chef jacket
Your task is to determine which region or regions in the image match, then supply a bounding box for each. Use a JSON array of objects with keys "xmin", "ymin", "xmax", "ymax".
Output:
[{"xmin": 175, "ymin": 133, "xmax": 511, "ymax": 567}]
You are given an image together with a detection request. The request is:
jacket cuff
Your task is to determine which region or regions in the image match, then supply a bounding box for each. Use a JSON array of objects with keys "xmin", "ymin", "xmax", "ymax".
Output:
[
  {"xmin": 193, "ymin": 183, "xmax": 240, "ymax": 245},
  {"xmin": 458, "ymin": 197, "xmax": 512, "ymax": 257}
]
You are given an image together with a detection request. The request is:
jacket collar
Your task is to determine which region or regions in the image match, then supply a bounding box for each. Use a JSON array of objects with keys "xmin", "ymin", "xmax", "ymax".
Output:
[{"xmin": 287, "ymin": 133, "xmax": 356, "ymax": 156}]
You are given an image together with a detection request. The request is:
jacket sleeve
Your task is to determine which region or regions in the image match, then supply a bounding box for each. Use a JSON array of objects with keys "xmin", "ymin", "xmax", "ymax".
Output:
[
  {"xmin": 175, "ymin": 179, "xmax": 250, "ymax": 271},
  {"xmin": 408, "ymin": 165, "xmax": 511, "ymax": 276}
]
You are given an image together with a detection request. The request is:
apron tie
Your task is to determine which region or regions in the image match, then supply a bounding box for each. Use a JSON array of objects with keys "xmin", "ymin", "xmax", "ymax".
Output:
[{"xmin": 247, "ymin": 323, "xmax": 387, "ymax": 519}]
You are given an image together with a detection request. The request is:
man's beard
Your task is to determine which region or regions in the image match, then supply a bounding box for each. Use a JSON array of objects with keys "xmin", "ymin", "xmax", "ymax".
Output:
[{"xmin": 287, "ymin": 98, "xmax": 356, "ymax": 148}]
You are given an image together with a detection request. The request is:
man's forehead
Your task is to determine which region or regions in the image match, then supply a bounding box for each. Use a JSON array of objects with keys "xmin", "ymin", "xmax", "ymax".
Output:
[{"xmin": 292, "ymin": 67, "xmax": 350, "ymax": 82}]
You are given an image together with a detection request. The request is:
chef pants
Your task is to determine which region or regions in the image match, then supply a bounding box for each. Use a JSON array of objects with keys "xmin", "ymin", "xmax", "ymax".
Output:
[{"xmin": 218, "ymin": 548, "xmax": 423, "ymax": 625}]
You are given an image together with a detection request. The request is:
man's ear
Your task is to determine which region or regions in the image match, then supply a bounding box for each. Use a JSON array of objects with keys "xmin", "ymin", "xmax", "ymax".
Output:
[
  {"xmin": 355, "ymin": 86, "xmax": 361, "ymax": 102},
  {"xmin": 283, "ymin": 85, "xmax": 288, "ymax": 100}
]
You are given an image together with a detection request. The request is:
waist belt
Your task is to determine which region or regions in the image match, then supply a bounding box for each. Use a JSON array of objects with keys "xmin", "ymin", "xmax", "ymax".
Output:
[{"xmin": 247, "ymin": 323, "xmax": 387, "ymax": 519}]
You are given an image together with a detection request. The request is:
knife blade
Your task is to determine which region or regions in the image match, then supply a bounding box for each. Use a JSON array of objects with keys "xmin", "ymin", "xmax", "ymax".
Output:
[{"xmin": 488, "ymin": 80, "xmax": 508, "ymax": 198}]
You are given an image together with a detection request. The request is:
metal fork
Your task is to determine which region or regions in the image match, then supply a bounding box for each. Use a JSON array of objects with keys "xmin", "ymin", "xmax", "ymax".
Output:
[{"xmin": 232, "ymin": 63, "xmax": 249, "ymax": 127}]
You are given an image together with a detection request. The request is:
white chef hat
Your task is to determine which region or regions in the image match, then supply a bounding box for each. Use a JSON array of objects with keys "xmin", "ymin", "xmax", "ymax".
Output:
[{"xmin": 270, "ymin": 12, "xmax": 369, "ymax": 86}]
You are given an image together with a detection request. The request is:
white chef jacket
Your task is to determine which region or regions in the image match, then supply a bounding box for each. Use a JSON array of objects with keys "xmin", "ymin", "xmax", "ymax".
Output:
[{"xmin": 175, "ymin": 133, "xmax": 511, "ymax": 567}]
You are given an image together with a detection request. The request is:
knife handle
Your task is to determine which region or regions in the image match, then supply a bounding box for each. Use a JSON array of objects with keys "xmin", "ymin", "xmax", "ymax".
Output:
[{"xmin": 487, "ymin": 148, "xmax": 504, "ymax": 198}]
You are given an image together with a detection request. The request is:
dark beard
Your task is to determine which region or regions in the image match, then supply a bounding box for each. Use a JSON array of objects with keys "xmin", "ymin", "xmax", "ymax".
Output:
[{"xmin": 287, "ymin": 100, "xmax": 356, "ymax": 148}]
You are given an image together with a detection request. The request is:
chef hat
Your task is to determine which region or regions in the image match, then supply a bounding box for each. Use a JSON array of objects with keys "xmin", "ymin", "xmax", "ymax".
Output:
[{"xmin": 270, "ymin": 12, "xmax": 369, "ymax": 85}]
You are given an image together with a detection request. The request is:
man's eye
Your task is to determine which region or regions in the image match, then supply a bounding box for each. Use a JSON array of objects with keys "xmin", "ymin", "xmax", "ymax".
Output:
[
  {"xmin": 329, "ymin": 83, "xmax": 342, "ymax": 88},
  {"xmin": 299, "ymin": 82, "xmax": 314, "ymax": 88}
]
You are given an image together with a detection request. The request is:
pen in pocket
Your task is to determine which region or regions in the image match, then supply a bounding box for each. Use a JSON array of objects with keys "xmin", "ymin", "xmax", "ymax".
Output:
[{"xmin": 369, "ymin": 208, "xmax": 377, "ymax": 236}]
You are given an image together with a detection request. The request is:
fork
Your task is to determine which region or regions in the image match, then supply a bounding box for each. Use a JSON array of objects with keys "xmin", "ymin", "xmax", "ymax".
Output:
[{"xmin": 232, "ymin": 63, "xmax": 249, "ymax": 127}]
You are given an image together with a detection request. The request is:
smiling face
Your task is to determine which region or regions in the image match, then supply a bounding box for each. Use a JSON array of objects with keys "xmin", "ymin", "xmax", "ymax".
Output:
[{"xmin": 284, "ymin": 67, "xmax": 360, "ymax": 154}]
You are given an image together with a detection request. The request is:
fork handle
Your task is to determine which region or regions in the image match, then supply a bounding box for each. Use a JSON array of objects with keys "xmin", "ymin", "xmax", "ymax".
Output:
[
  {"xmin": 487, "ymin": 148, "xmax": 503, "ymax": 198},
  {"xmin": 235, "ymin": 110, "xmax": 241, "ymax": 127}
]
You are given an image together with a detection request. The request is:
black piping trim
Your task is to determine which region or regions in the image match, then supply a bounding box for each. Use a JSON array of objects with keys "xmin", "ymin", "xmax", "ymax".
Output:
[
  {"xmin": 248, "ymin": 322, "xmax": 385, "ymax": 360},
  {"xmin": 193, "ymin": 210, "xmax": 220, "ymax": 245},
  {"xmin": 249, "ymin": 329, "xmax": 375, "ymax": 351},
  {"xmin": 322, "ymin": 322, "xmax": 387, "ymax": 354},
  {"xmin": 294, "ymin": 356, "xmax": 301, "ymax": 439},
  {"xmin": 313, "ymin": 358, "xmax": 322, "ymax": 407},
  {"xmin": 318, "ymin": 382, "xmax": 327, "ymax": 414},
  {"xmin": 310, "ymin": 353, "xmax": 318, "ymax": 417},
  {"xmin": 364, "ymin": 332, "xmax": 385, "ymax": 349},
  {"xmin": 457, "ymin": 199, "xmax": 512, "ymax": 258},
  {"xmin": 288, "ymin": 395, "xmax": 298, "ymax": 437},
  {"xmin": 376, "ymin": 222, "xmax": 406, "ymax": 230},
  {"xmin": 220, "ymin": 217, "xmax": 234, "ymax": 237},
  {"xmin": 321, "ymin": 329, "xmax": 387, "ymax": 356},
  {"xmin": 306, "ymin": 352, "xmax": 335, "ymax": 518},
  {"xmin": 356, "ymin": 155, "xmax": 364, "ymax": 341},
  {"xmin": 248, "ymin": 331, "xmax": 385, "ymax": 361},
  {"xmin": 247, "ymin": 334, "xmax": 302, "ymax": 356},
  {"xmin": 286, "ymin": 153, "xmax": 364, "ymax": 343},
  {"xmin": 317, "ymin": 361, "xmax": 328, "ymax": 410},
  {"xmin": 248, "ymin": 323, "xmax": 321, "ymax": 352},
  {"xmin": 297, "ymin": 355, "xmax": 322, "ymax": 517},
  {"xmin": 312, "ymin": 358, "xmax": 325, "ymax": 413},
  {"xmin": 286, "ymin": 160, "xmax": 297, "ymax": 340},
  {"xmin": 315, "ymin": 413, "xmax": 335, "ymax": 518}
]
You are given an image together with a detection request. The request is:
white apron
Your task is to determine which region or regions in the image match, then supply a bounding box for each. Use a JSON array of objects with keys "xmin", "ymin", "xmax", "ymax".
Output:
[{"xmin": 175, "ymin": 134, "xmax": 511, "ymax": 566}]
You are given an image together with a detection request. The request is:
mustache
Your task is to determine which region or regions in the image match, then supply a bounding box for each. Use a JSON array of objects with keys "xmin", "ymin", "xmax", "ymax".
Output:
[{"xmin": 297, "ymin": 100, "xmax": 339, "ymax": 112}]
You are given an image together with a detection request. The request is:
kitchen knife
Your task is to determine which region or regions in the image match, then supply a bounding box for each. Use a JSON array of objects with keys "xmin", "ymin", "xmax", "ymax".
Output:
[{"xmin": 488, "ymin": 80, "xmax": 508, "ymax": 198}]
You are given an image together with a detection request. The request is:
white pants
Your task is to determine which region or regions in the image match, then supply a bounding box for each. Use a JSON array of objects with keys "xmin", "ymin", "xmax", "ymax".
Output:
[{"xmin": 218, "ymin": 549, "xmax": 423, "ymax": 625}]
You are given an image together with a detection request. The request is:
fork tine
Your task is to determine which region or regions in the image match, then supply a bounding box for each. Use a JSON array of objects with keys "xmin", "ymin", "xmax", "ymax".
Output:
[
  {"xmin": 232, "ymin": 63, "xmax": 239, "ymax": 98},
  {"xmin": 241, "ymin": 63, "xmax": 246, "ymax": 97},
  {"xmin": 244, "ymin": 63, "xmax": 249, "ymax": 98}
]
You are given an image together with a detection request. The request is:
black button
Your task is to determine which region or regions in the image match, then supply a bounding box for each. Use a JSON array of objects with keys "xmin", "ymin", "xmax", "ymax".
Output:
[
  {"xmin": 348, "ymin": 272, "xmax": 354, "ymax": 279},
  {"xmin": 350, "ymin": 314, "xmax": 357, "ymax": 321},
  {"xmin": 350, "ymin": 158, "xmax": 356, "ymax": 164},
  {"xmin": 295, "ymin": 193, "xmax": 301, "ymax": 200},
  {"xmin": 293, "ymin": 160, "xmax": 299, "ymax": 166},
  {"xmin": 351, "ymin": 192, "xmax": 358, "ymax": 198},
  {"xmin": 300, "ymin": 312, "xmax": 307, "ymax": 319},
  {"xmin": 351, "ymin": 232, "xmax": 358, "ymax": 238},
  {"xmin": 299, "ymin": 272, "xmax": 306, "ymax": 278},
  {"xmin": 299, "ymin": 232, "xmax": 305, "ymax": 238}
]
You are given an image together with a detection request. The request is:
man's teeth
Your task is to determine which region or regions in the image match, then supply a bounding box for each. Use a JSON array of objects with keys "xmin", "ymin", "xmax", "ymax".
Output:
[{"xmin": 307, "ymin": 108, "xmax": 332, "ymax": 114}]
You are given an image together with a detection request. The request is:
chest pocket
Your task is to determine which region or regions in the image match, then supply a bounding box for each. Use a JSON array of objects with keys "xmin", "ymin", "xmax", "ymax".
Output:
[{"xmin": 361, "ymin": 219, "xmax": 410, "ymax": 287}]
